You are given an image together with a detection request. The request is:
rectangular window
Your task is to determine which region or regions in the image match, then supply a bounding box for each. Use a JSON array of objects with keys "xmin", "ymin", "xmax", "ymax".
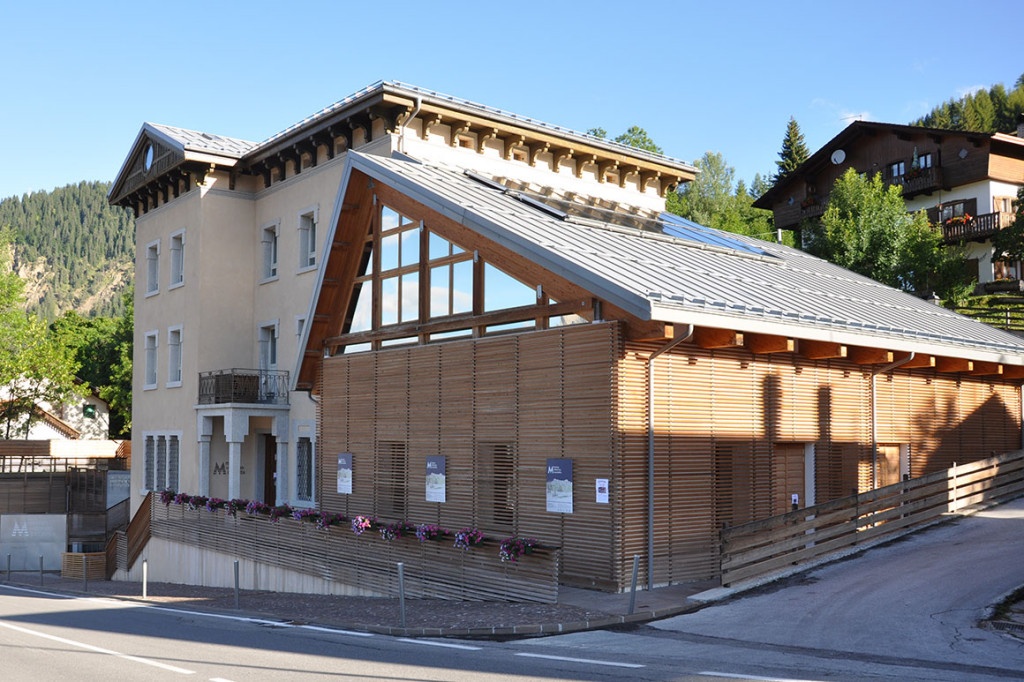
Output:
[
  {"xmin": 144, "ymin": 331, "xmax": 158, "ymax": 389},
  {"xmin": 376, "ymin": 441, "xmax": 408, "ymax": 519},
  {"xmin": 477, "ymin": 443, "xmax": 515, "ymax": 532},
  {"xmin": 296, "ymin": 436, "xmax": 314, "ymax": 502},
  {"xmin": 917, "ymin": 153, "xmax": 932, "ymax": 169},
  {"xmin": 261, "ymin": 222, "xmax": 279, "ymax": 280},
  {"xmin": 146, "ymin": 240, "xmax": 160, "ymax": 295},
  {"xmin": 169, "ymin": 231, "xmax": 185, "ymax": 287},
  {"xmin": 167, "ymin": 326, "xmax": 182, "ymax": 386},
  {"xmin": 298, "ymin": 208, "xmax": 317, "ymax": 270},
  {"xmin": 889, "ymin": 160, "xmax": 905, "ymax": 181},
  {"xmin": 258, "ymin": 322, "xmax": 278, "ymax": 369},
  {"xmin": 143, "ymin": 432, "xmax": 181, "ymax": 492}
]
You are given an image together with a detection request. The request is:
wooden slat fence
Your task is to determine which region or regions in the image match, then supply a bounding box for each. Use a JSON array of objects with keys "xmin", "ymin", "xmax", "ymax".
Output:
[
  {"xmin": 720, "ymin": 450, "xmax": 1024, "ymax": 586},
  {"xmin": 61, "ymin": 552, "xmax": 106, "ymax": 580},
  {"xmin": 149, "ymin": 498, "xmax": 560, "ymax": 603}
]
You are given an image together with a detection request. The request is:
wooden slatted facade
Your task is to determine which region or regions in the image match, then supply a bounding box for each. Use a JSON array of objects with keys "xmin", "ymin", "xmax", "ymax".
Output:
[
  {"xmin": 617, "ymin": 342, "xmax": 1021, "ymax": 586},
  {"xmin": 319, "ymin": 322, "xmax": 621, "ymax": 590},
  {"xmin": 315, "ymin": 318, "xmax": 1022, "ymax": 592}
]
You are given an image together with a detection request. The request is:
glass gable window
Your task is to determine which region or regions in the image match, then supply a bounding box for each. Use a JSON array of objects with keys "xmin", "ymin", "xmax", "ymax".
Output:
[{"xmin": 338, "ymin": 201, "xmax": 586, "ymax": 353}]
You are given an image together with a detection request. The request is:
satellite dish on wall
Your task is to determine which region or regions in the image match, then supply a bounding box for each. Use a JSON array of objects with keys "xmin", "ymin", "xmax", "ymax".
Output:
[{"xmin": 830, "ymin": 149, "xmax": 846, "ymax": 165}]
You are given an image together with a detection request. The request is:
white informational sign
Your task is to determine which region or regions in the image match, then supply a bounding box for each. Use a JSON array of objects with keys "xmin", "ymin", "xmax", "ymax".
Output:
[
  {"xmin": 425, "ymin": 455, "xmax": 446, "ymax": 503},
  {"xmin": 337, "ymin": 453, "xmax": 353, "ymax": 494},
  {"xmin": 546, "ymin": 458, "xmax": 573, "ymax": 513},
  {"xmin": 595, "ymin": 478, "xmax": 609, "ymax": 504}
]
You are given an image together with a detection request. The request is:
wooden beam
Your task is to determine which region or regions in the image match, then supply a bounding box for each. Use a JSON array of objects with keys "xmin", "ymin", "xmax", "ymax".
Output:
[
  {"xmin": 848, "ymin": 346, "xmax": 893, "ymax": 365},
  {"xmin": 628, "ymin": 321, "xmax": 675, "ymax": 343},
  {"xmin": 693, "ymin": 327, "xmax": 743, "ymax": 349},
  {"xmin": 1001, "ymin": 365, "xmax": 1024, "ymax": 379},
  {"xmin": 970, "ymin": 361, "xmax": 1003, "ymax": 376},
  {"xmin": 798, "ymin": 340, "xmax": 846, "ymax": 360},
  {"xmin": 744, "ymin": 333, "xmax": 794, "ymax": 355},
  {"xmin": 900, "ymin": 354, "xmax": 935, "ymax": 369},
  {"xmin": 935, "ymin": 357, "xmax": 973, "ymax": 373}
]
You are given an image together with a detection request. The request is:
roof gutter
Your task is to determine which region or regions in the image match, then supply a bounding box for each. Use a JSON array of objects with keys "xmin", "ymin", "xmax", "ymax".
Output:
[
  {"xmin": 646, "ymin": 324, "xmax": 694, "ymax": 590},
  {"xmin": 870, "ymin": 352, "xmax": 915, "ymax": 488},
  {"xmin": 398, "ymin": 96, "xmax": 422, "ymax": 155}
]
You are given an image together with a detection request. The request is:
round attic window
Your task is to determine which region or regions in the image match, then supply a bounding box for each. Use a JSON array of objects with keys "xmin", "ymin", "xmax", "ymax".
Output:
[{"xmin": 143, "ymin": 143, "xmax": 154, "ymax": 172}]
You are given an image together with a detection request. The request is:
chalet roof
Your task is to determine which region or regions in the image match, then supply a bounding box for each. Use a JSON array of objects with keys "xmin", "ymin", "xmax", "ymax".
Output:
[
  {"xmin": 110, "ymin": 81, "xmax": 697, "ymax": 208},
  {"xmin": 300, "ymin": 152, "xmax": 1024, "ymax": 382},
  {"xmin": 752, "ymin": 120, "xmax": 1019, "ymax": 209},
  {"xmin": 146, "ymin": 123, "xmax": 256, "ymax": 158}
]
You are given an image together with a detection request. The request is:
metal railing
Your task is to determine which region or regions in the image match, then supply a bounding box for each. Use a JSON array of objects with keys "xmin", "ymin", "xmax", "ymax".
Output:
[
  {"xmin": 197, "ymin": 369, "xmax": 290, "ymax": 405},
  {"xmin": 954, "ymin": 304, "xmax": 1024, "ymax": 333}
]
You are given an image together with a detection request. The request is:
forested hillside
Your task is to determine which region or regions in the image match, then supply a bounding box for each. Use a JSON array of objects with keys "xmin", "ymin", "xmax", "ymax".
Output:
[
  {"xmin": 0, "ymin": 181, "xmax": 134, "ymax": 319},
  {"xmin": 912, "ymin": 74, "xmax": 1024, "ymax": 133}
]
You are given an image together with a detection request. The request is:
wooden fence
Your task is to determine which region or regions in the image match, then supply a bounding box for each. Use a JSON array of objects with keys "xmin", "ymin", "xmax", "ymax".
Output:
[
  {"xmin": 720, "ymin": 450, "xmax": 1024, "ymax": 587},
  {"xmin": 148, "ymin": 498, "xmax": 560, "ymax": 603},
  {"xmin": 61, "ymin": 552, "xmax": 106, "ymax": 580}
]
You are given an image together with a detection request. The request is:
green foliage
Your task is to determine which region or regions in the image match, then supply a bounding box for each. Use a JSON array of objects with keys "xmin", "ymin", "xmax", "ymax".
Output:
[
  {"xmin": 0, "ymin": 180, "xmax": 134, "ymax": 320},
  {"xmin": 0, "ymin": 230, "xmax": 84, "ymax": 438},
  {"xmin": 613, "ymin": 126, "xmax": 662, "ymax": 154},
  {"xmin": 912, "ymin": 78, "xmax": 1024, "ymax": 133},
  {"xmin": 98, "ymin": 289, "xmax": 133, "ymax": 437},
  {"xmin": 992, "ymin": 186, "xmax": 1024, "ymax": 263},
  {"xmin": 668, "ymin": 151, "xmax": 779, "ymax": 242},
  {"xmin": 774, "ymin": 117, "xmax": 809, "ymax": 183},
  {"xmin": 802, "ymin": 169, "xmax": 965, "ymax": 298},
  {"xmin": 587, "ymin": 125, "xmax": 663, "ymax": 154}
]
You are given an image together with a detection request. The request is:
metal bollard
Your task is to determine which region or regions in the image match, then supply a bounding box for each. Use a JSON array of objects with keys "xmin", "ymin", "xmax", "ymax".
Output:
[
  {"xmin": 397, "ymin": 562, "xmax": 407, "ymax": 629},
  {"xmin": 83, "ymin": 557, "xmax": 88, "ymax": 592},
  {"xmin": 6, "ymin": 554, "xmax": 10, "ymax": 582},
  {"xmin": 39, "ymin": 555, "xmax": 44, "ymax": 586},
  {"xmin": 628, "ymin": 554, "xmax": 640, "ymax": 615},
  {"xmin": 142, "ymin": 559, "xmax": 148, "ymax": 599},
  {"xmin": 234, "ymin": 560, "xmax": 240, "ymax": 610}
]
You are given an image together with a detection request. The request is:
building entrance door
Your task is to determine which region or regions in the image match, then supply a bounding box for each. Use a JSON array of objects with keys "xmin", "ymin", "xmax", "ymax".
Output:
[
  {"xmin": 773, "ymin": 443, "xmax": 811, "ymax": 516},
  {"xmin": 262, "ymin": 434, "xmax": 277, "ymax": 503}
]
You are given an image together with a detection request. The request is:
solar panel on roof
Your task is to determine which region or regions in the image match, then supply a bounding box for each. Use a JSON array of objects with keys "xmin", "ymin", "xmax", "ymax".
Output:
[{"xmin": 658, "ymin": 212, "xmax": 766, "ymax": 256}]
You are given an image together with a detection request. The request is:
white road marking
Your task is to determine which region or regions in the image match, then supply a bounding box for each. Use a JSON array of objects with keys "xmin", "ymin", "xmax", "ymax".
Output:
[
  {"xmin": 0, "ymin": 583, "xmax": 373, "ymax": 638},
  {"xmin": 699, "ymin": 672, "xmax": 825, "ymax": 682},
  {"xmin": 516, "ymin": 652, "xmax": 644, "ymax": 668},
  {"xmin": 0, "ymin": 619, "xmax": 195, "ymax": 674},
  {"xmin": 397, "ymin": 638, "xmax": 482, "ymax": 650}
]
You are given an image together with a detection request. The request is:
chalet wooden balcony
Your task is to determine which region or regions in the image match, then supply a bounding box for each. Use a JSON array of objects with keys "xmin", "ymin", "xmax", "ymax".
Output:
[
  {"xmin": 940, "ymin": 211, "xmax": 1011, "ymax": 244},
  {"xmin": 799, "ymin": 195, "xmax": 828, "ymax": 220},
  {"xmin": 197, "ymin": 369, "xmax": 289, "ymax": 405},
  {"xmin": 894, "ymin": 166, "xmax": 943, "ymax": 198}
]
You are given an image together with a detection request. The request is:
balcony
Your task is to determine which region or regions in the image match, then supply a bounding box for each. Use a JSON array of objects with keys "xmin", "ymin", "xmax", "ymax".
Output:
[
  {"xmin": 940, "ymin": 211, "xmax": 1011, "ymax": 244},
  {"xmin": 197, "ymin": 369, "xmax": 289, "ymax": 406},
  {"xmin": 893, "ymin": 166, "xmax": 943, "ymax": 198}
]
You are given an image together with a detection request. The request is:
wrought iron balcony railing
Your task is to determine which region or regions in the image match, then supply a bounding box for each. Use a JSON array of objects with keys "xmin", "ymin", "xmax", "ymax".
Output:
[{"xmin": 197, "ymin": 369, "xmax": 289, "ymax": 405}]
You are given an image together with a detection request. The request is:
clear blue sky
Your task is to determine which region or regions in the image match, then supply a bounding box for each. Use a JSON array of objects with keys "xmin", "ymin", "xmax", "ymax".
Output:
[{"xmin": 2, "ymin": 0, "xmax": 1021, "ymax": 202}]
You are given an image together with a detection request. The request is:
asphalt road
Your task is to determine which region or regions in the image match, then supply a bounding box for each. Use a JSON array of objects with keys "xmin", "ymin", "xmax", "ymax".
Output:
[{"xmin": 2, "ymin": 498, "xmax": 1023, "ymax": 681}]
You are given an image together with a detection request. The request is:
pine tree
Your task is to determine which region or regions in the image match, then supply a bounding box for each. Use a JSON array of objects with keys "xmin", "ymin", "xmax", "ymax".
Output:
[{"xmin": 774, "ymin": 117, "xmax": 809, "ymax": 183}]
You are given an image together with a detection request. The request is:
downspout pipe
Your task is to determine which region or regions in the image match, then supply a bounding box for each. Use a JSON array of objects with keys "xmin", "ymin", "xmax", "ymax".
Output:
[
  {"xmin": 398, "ymin": 97, "xmax": 422, "ymax": 155},
  {"xmin": 646, "ymin": 323, "xmax": 694, "ymax": 590},
  {"xmin": 870, "ymin": 352, "xmax": 915, "ymax": 488}
]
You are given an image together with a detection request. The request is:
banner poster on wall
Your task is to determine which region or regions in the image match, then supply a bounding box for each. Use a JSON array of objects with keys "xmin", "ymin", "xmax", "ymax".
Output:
[
  {"xmin": 425, "ymin": 455, "xmax": 446, "ymax": 503},
  {"xmin": 337, "ymin": 453, "xmax": 353, "ymax": 494},
  {"xmin": 546, "ymin": 458, "xmax": 573, "ymax": 513}
]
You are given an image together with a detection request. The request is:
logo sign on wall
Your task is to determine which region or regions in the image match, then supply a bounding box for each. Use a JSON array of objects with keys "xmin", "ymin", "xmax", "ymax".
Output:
[
  {"xmin": 337, "ymin": 453, "xmax": 353, "ymax": 494},
  {"xmin": 546, "ymin": 458, "xmax": 573, "ymax": 513},
  {"xmin": 425, "ymin": 455, "xmax": 446, "ymax": 503}
]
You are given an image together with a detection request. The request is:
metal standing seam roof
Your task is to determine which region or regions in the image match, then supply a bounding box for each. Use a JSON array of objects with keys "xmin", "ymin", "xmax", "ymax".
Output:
[
  {"xmin": 338, "ymin": 152, "xmax": 1024, "ymax": 362},
  {"xmin": 145, "ymin": 122, "xmax": 257, "ymax": 158}
]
